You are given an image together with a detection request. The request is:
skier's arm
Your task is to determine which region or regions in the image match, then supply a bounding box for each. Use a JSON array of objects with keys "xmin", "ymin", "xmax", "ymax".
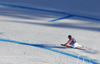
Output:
[{"xmin": 65, "ymin": 40, "xmax": 71, "ymax": 46}]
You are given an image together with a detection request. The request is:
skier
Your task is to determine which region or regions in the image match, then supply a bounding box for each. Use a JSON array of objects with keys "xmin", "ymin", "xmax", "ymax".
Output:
[{"xmin": 61, "ymin": 35, "xmax": 83, "ymax": 48}]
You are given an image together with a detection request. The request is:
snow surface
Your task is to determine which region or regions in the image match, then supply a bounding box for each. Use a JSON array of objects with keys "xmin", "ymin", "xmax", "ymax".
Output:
[{"xmin": 0, "ymin": 0, "xmax": 100, "ymax": 64}]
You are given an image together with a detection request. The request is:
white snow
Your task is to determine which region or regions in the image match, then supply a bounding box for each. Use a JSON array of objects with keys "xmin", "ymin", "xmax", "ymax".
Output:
[{"xmin": 0, "ymin": 0, "xmax": 100, "ymax": 64}]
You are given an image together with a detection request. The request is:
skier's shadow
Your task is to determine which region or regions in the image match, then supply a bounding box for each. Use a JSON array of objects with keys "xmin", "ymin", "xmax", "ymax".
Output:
[
  {"xmin": 19, "ymin": 43, "xmax": 67, "ymax": 49},
  {"xmin": 31, "ymin": 44, "xmax": 67, "ymax": 49},
  {"xmin": 34, "ymin": 44, "xmax": 100, "ymax": 54}
]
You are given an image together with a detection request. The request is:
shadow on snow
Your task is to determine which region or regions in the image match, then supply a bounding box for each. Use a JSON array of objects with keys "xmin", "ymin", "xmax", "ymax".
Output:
[{"xmin": 3, "ymin": 20, "xmax": 100, "ymax": 32}]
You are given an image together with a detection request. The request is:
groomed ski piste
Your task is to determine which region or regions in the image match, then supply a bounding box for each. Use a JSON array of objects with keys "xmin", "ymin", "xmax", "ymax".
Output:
[{"xmin": 0, "ymin": 0, "xmax": 100, "ymax": 64}]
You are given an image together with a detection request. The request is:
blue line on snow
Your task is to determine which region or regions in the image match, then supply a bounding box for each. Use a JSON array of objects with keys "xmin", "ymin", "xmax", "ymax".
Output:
[
  {"xmin": 0, "ymin": 3, "xmax": 100, "ymax": 22},
  {"xmin": 0, "ymin": 38, "xmax": 99, "ymax": 64},
  {"xmin": 49, "ymin": 15, "xmax": 74, "ymax": 22}
]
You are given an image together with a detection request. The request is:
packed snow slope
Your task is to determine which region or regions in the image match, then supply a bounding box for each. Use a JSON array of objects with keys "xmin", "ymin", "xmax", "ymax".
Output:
[{"xmin": 0, "ymin": 0, "xmax": 100, "ymax": 64}]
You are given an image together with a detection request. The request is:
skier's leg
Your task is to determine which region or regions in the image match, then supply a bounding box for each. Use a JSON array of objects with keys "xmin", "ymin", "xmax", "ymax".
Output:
[{"xmin": 73, "ymin": 42, "xmax": 83, "ymax": 48}]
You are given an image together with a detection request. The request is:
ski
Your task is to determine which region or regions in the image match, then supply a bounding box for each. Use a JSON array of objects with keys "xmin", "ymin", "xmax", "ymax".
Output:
[
  {"xmin": 61, "ymin": 44, "xmax": 98, "ymax": 53},
  {"xmin": 61, "ymin": 44, "xmax": 85, "ymax": 50}
]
